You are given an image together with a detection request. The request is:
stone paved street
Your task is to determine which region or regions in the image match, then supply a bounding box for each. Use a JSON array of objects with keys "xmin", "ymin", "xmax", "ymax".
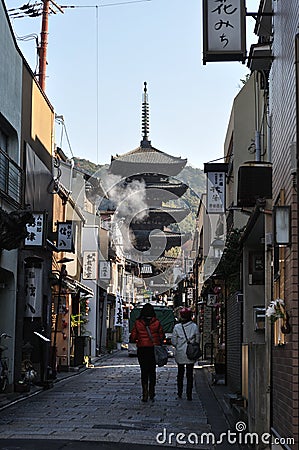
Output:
[{"xmin": 0, "ymin": 352, "xmax": 216, "ymax": 449}]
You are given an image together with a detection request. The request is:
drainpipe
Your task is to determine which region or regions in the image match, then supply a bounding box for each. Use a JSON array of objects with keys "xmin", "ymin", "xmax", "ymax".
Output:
[
  {"xmin": 255, "ymin": 72, "xmax": 261, "ymax": 162},
  {"xmin": 255, "ymin": 130, "xmax": 261, "ymax": 162},
  {"xmin": 267, "ymin": 109, "xmax": 272, "ymax": 163}
]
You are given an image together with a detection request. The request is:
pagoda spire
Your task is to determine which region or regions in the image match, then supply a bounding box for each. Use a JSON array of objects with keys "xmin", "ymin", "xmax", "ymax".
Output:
[{"xmin": 141, "ymin": 81, "xmax": 151, "ymax": 148}]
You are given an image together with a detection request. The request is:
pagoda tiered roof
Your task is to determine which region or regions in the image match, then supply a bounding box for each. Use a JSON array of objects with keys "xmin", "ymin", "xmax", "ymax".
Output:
[
  {"xmin": 107, "ymin": 82, "xmax": 189, "ymax": 256},
  {"xmin": 109, "ymin": 82, "xmax": 187, "ymax": 178},
  {"xmin": 132, "ymin": 229, "xmax": 190, "ymax": 251},
  {"xmin": 131, "ymin": 207, "xmax": 190, "ymax": 228},
  {"xmin": 110, "ymin": 144, "xmax": 187, "ymax": 177},
  {"xmin": 144, "ymin": 181, "xmax": 188, "ymax": 202}
]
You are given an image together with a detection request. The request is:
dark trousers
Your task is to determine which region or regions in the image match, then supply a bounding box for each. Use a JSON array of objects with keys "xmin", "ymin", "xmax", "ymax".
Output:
[
  {"xmin": 137, "ymin": 347, "xmax": 156, "ymax": 392},
  {"xmin": 177, "ymin": 363, "xmax": 194, "ymax": 398}
]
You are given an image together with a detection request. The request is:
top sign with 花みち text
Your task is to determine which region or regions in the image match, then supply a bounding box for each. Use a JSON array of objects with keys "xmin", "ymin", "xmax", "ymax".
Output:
[{"xmin": 203, "ymin": 0, "xmax": 246, "ymax": 64}]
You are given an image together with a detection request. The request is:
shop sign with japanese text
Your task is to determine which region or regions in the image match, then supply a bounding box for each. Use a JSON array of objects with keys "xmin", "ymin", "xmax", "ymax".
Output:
[
  {"xmin": 24, "ymin": 266, "xmax": 42, "ymax": 318},
  {"xmin": 114, "ymin": 293, "xmax": 123, "ymax": 327},
  {"xmin": 99, "ymin": 261, "xmax": 111, "ymax": 280},
  {"xmin": 25, "ymin": 212, "xmax": 45, "ymax": 247},
  {"xmin": 185, "ymin": 258, "xmax": 194, "ymax": 274},
  {"xmin": 203, "ymin": 0, "xmax": 246, "ymax": 64},
  {"xmin": 57, "ymin": 221, "xmax": 74, "ymax": 252},
  {"xmin": 82, "ymin": 251, "xmax": 98, "ymax": 280},
  {"xmin": 206, "ymin": 171, "xmax": 226, "ymax": 213}
]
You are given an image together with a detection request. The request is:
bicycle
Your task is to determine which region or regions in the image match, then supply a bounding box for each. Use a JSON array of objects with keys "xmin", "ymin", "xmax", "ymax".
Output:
[{"xmin": 0, "ymin": 332, "xmax": 12, "ymax": 392}]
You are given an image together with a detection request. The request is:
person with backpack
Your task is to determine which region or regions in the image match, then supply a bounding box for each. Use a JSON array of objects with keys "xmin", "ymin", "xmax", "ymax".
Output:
[
  {"xmin": 130, "ymin": 303, "xmax": 165, "ymax": 402},
  {"xmin": 172, "ymin": 307, "xmax": 200, "ymax": 401}
]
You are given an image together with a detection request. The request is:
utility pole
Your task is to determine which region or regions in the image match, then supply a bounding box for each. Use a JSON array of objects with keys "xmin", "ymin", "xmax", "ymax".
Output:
[
  {"xmin": 38, "ymin": 0, "xmax": 64, "ymax": 91},
  {"xmin": 38, "ymin": 0, "xmax": 50, "ymax": 91}
]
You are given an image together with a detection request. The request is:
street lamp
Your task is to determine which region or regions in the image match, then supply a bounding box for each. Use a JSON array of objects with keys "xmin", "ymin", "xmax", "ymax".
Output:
[{"xmin": 51, "ymin": 257, "xmax": 73, "ymax": 379}]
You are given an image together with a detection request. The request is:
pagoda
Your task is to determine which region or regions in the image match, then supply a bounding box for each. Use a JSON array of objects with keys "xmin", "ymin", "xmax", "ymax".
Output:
[{"xmin": 108, "ymin": 82, "xmax": 190, "ymax": 267}]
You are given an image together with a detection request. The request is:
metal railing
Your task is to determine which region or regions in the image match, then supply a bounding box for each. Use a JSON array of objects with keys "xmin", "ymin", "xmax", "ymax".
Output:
[{"xmin": 0, "ymin": 148, "xmax": 24, "ymax": 206}]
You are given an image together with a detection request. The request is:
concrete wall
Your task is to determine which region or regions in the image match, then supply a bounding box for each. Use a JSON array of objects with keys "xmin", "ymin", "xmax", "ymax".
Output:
[
  {"xmin": 0, "ymin": 0, "xmax": 22, "ymax": 163},
  {"xmin": 0, "ymin": 0, "xmax": 23, "ymax": 387}
]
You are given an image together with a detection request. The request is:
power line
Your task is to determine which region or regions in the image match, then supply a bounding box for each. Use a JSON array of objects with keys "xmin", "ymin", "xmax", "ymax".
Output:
[
  {"xmin": 8, "ymin": 0, "xmax": 151, "ymax": 17},
  {"xmin": 60, "ymin": 1, "xmax": 152, "ymax": 8}
]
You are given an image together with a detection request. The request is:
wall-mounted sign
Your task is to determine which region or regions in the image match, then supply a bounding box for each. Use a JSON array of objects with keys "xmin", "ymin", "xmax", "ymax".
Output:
[
  {"xmin": 204, "ymin": 163, "xmax": 228, "ymax": 214},
  {"xmin": 186, "ymin": 287, "xmax": 194, "ymax": 302},
  {"xmin": 207, "ymin": 172, "xmax": 226, "ymax": 213},
  {"xmin": 207, "ymin": 293, "xmax": 218, "ymax": 307},
  {"xmin": 99, "ymin": 261, "xmax": 111, "ymax": 280},
  {"xmin": 141, "ymin": 264, "xmax": 152, "ymax": 274},
  {"xmin": 25, "ymin": 212, "xmax": 45, "ymax": 247},
  {"xmin": 185, "ymin": 258, "xmax": 194, "ymax": 274},
  {"xmin": 82, "ymin": 251, "xmax": 98, "ymax": 280},
  {"xmin": 203, "ymin": 0, "xmax": 246, "ymax": 64},
  {"xmin": 57, "ymin": 221, "xmax": 74, "ymax": 252}
]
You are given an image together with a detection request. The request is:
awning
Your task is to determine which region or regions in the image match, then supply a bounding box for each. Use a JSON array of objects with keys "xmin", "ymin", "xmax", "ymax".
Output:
[{"xmin": 64, "ymin": 276, "xmax": 94, "ymax": 296}]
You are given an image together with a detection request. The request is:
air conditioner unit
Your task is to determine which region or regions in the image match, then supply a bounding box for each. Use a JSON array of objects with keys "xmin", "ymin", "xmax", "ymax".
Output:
[{"xmin": 237, "ymin": 161, "xmax": 272, "ymax": 207}]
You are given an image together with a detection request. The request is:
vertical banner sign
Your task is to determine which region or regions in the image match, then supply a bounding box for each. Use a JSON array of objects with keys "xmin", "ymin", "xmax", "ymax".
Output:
[
  {"xmin": 207, "ymin": 171, "xmax": 226, "ymax": 213},
  {"xmin": 25, "ymin": 212, "xmax": 45, "ymax": 247},
  {"xmin": 122, "ymin": 319, "xmax": 130, "ymax": 344},
  {"xmin": 185, "ymin": 258, "xmax": 194, "ymax": 274},
  {"xmin": 24, "ymin": 266, "xmax": 43, "ymax": 317},
  {"xmin": 114, "ymin": 293, "xmax": 123, "ymax": 327},
  {"xmin": 204, "ymin": 163, "xmax": 228, "ymax": 214},
  {"xmin": 82, "ymin": 251, "xmax": 98, "ymax": 280},
  {"xmin": 203, "ymin": 0, "xmax": 246, "ymax": 64},
  {"xmin": 207, "ymin": 293, "xmax": 218, "ymax": 307},
  {"xmin": 186, "ymin": 287, "xmax": 194, "ymax": 302},
  {"xmin": 57, "ymin": 221, "xmax": 74, "ymax": 252},
  {"xmin": 99, "ymin": 261, "xmax": 111, "ymax": 280}
]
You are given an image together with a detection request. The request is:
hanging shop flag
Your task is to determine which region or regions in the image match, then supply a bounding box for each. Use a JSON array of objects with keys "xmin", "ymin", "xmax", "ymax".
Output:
[
  {"xmin": 24, "ymin": 212, "xmax": 45, "ymax": 247},
  {"xmin": 204, "ymin": 163, "xmax": 228, "ymax": 214},
  {"xmin": 57, "ymin": 221, "xmax": 74, "ymax": 252},
  {"xmin": 82, "ymin": 251, "xmax": 98, "ymax": 280},
  {"xmin": 24, "ymin": 265, "xmax": 43, "ymax": 318},
  {"xmin": 203, "ymin": 0, "xmax": 246, "ymax": 64},
  {"xmin": 114, "ymin": 293, "xmax": 123, "ymax": 327}
]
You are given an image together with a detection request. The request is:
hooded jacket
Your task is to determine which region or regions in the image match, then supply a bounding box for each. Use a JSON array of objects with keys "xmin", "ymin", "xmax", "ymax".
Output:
[
  {"xmin": 172, "ymin": 320, "xmax": 200, "ymax": 364},
  {"xmin": 130, "ymin": 317, "xmax": 164, "ymax": 348}
]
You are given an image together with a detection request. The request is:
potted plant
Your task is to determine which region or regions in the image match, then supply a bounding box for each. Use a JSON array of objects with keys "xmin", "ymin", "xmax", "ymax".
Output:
[
  {"xmin": 266, "ymin": 298, "xmax": 291, "ymax": 345},
  {"xmin": 265, "ymin": 298, "xmax": 286, "ymax": 323}
]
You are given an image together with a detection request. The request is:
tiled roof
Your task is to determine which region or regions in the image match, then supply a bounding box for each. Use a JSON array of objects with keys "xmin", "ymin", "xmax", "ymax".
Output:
[{"xmin": 111, "ymin": 144, "xmax": 187, "ymax": 166}]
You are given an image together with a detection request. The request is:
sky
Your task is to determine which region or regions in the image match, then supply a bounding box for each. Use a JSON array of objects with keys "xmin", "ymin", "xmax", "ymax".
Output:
[{"xmin": 6, "ymin": 0, "xmax": 260, "ymax": 170}]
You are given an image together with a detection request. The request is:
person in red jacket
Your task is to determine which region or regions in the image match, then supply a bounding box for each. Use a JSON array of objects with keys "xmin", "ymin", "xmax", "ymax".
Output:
[{"xmin": 130, "ymin": 303, "xmax": 165, "ymax": 402}]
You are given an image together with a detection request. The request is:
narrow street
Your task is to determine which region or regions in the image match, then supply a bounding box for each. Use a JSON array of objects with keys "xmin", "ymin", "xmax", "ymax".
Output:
[{"xmin": 0, "ymin": 351, "xmax": 238, "ymax": 450}]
